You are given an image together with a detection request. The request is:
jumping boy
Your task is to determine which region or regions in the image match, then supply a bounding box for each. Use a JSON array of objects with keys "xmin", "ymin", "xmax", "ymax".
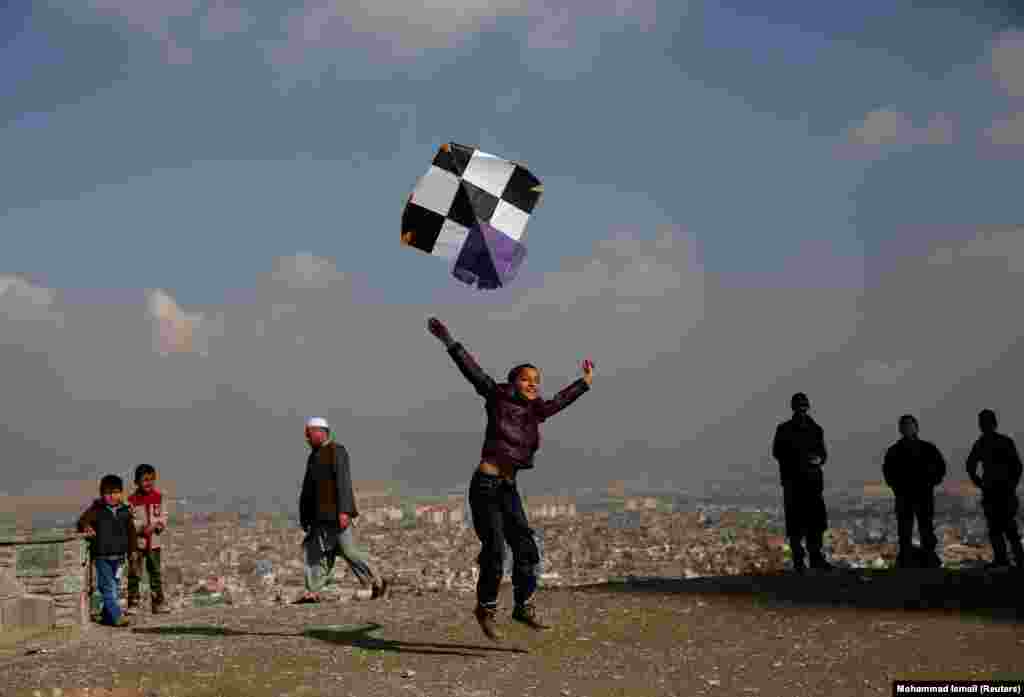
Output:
[
  {"xmin": 78, "ymin": 475, "xmax": 138, "ymax": 627},
  {"xmin": 127, "ymin": 464, "xmax": 171, "ymax": 614},
  {"xmin": 427, "ymin": 317, "xmax": 594, "ymax": 640}
]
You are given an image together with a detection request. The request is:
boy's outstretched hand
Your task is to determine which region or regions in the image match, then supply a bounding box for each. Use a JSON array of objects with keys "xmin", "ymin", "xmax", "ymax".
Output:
[
  {"xmin": 582, "ymin": 357, "xmax": 594, "ymax": 386},
  {"xmin": 427, "ymin": 317, "xmax": 454, "ymax": 346}
]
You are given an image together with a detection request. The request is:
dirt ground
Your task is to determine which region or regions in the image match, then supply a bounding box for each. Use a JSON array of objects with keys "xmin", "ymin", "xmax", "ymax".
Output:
[{"xmin": 2, "ymin": 569, "xmax": 1023, "ymax": 697}]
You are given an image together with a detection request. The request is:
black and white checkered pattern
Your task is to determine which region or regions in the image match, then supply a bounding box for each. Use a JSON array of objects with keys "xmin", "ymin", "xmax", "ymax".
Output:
[{"xmin": 401, "ymin": 142, "xmax": 542, "ymax": 260}]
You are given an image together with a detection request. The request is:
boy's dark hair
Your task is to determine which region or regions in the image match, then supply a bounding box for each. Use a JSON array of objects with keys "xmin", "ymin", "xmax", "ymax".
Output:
[
  {"xmin": 100, "ymin": 475, "xmax": 124, "ymax": 495},
  {"xmin": 507, "ymin": 363, "xmax": 540, "ymax": 384},
  {"xmin": 899, "ymin": 414, "xmax": 918, "ymax": 428},
  {"xmin": 134, "ymin": 464, "xmax": 156, "ymax": 484}
]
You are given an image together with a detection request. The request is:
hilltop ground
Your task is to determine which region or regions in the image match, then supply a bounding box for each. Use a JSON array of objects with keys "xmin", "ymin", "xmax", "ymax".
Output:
[{"xmin": 2, "ymin": 568, "xmax": 1022, "ymax": 697}]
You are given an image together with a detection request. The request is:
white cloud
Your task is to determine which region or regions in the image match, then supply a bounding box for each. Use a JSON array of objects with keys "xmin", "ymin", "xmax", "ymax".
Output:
[
  {"xmin": 269, "ymin": 252, "xmax": 345, "ymax": 290},
  {"xmin": 990, "ymin": 30, "xmax": 1024, "ymax": 98},
  {"xmin": 857, "ymin": 359, "xmax": 912, "ymax": 386},
  {"xmin": 985, "ymin": 112, "xmax": 1024, "ymax": 145},
  {"xmin": 10, "ymin": 225, "xmax": 1024, "ymax": 496},
  {"xmin": 0, "ymin": 276, "xmax": 64, "ymax": 329},
  {"xmin": 844, "ymin": 109, "xmax": 955, "ymax": 148},
  {"xmin": 147, "ymin": 289, "xmax": 217, "ymax": 356},
  {"xmin": 929, "ymin": 227, "xmax": 1024, "ymax": 273},
  {"xmin": 200, "ymin": 0, "xmax": 253, "ymax": 40}
]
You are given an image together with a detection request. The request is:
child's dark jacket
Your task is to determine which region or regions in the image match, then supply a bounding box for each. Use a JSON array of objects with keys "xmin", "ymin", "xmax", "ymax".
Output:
[
  {"xmin": 446, "ymin": 342, "xmax": 591, "ymax": 471},
  {"xmin": 77, "ymin": 499, "xmax": 138, "ymax": 559},
  {"xmin": 300, "ymin": 440, "xmax": 358, "ymax": 528}
]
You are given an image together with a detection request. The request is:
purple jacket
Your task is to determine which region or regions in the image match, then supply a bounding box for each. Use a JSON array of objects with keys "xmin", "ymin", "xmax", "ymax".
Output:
[{"xmin": 447, "ymin": 342, "xmax": 590, "ymax": 471}]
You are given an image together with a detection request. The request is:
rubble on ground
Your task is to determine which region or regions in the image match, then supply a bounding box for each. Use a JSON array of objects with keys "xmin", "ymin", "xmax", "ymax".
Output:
[{"xmin": 103, "ymin": 501, "xmax": 1000, "ymax": 615}]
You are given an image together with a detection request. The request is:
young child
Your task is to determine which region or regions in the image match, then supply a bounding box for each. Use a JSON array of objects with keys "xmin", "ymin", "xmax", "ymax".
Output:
[
  {"xmin": 77, "ymin": 475, "xmax": 138, "ymax": 627},
  {"xmin": 127, "ymin": 464, "xmax": 171, "ymax": 614},
  {"xmin": 427, "ymin": 317, "xmax": 594, "ymax": 640}
]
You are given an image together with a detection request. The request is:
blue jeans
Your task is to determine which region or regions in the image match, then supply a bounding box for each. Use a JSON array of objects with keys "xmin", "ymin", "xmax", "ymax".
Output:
[
  {"xmin": 468, "ymin": 471, "xmax": 539, "ymax": 608},
  {"xmin": 94, "ymin": 558, "xmax": 122, "ymax": 625},
  {"xmin": 302, "ymin": 524, "xmax": 377, "ymax": 593}
]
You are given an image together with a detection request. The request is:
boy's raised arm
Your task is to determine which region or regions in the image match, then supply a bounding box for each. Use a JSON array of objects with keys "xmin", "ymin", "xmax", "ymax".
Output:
[
  {"xmin": 429, "ymin": 318, "xmax": 496, "ymax": 398},
  {"xmin": 538, "ymin": 359, "xmax": 592, "ymax": 420},
  {"xmin": 538, "ymin": 378, "xmax": 590, "ymax": 421}
]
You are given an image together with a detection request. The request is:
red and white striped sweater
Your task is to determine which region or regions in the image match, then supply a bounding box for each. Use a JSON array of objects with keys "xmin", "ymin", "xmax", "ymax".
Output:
[{"xmin": 128, "ymin": 488, "xmax": 168, "ymax": 551}]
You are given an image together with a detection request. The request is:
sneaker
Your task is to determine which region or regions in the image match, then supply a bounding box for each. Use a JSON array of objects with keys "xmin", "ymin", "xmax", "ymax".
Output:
[
  {"xmin": 474, "ymin": 604, "xmax": 503, "ymax": 641},
  {"xmin": 511, "ymin": 603, "xmax": 551, "ymax": 630},
  {"xmin": 106, "ymin": 616, "xmax": 131, "ymax": 627},
  {"xmin": 371, "ymin": 578, "xmax": 389, "ymax": 600},
  {"xmin": 152, "ymin": 601, "xmax": 171, "ymax": 614}
]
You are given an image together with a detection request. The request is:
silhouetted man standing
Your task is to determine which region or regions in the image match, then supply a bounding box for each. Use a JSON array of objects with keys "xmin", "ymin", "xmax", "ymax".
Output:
[
  {"xmin": 772, "ymin": 392, "xmax": 832, "ymax": 572},
  {"xmin": 882, "ymin": 415, "xmax": 946, "ymax": 568},
  {"xmin": 966, "ymin": 409, "xmax": 1024, "ymax": 570}
]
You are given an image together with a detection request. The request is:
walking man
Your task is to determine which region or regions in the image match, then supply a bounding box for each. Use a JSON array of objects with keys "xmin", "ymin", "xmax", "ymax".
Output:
[
  {"xmin": 297, "ymin": 417, "xmax": 388, "ymax": 602},
  {"xmin": 882, "ymin": 415, "xmax": 946, "ymax": 568},
  {"xmin": 772, "ymin": 392, "xmax": 832, "ymax": 572}
]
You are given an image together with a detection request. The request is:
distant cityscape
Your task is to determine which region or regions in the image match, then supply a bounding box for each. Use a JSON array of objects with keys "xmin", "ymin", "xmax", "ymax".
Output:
[{"xmin": 4, "ymin": 477, "xmax": 1012, "ymax": 548}]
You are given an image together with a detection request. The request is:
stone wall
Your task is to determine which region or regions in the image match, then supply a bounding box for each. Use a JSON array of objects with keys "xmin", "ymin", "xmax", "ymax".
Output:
[{"xmin": 0, "ymin": 530, "xmax": 88, "ymax": 636}]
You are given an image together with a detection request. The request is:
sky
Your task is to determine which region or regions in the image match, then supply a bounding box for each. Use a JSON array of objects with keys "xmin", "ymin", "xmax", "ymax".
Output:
[{"xmin": 2, "ymin": 0, "xmax": 1023, "ymax": 505}]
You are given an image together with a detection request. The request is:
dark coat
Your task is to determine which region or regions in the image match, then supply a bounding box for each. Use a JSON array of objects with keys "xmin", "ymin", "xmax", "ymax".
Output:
[
  {"xmin": 883, "ymin": 437, "xmax": 946, "ymax": 495},
  {"xmin": 772, "ymin": 415, "xmax": 827, "ymax": 486},
  {"xmin": 966, "ymin": 432, "xmax": 1023, "ymax": 490},
  {"xmin": 77, "ymin": 498, "xmax": 138, "ymax": 558},
  {"xmin": 300, "ymin": 440, "xmax": 358, "ymax": 528},
  {"xmin": 447, "ymin": 342, "xmax": 590, "ymax": 471}
]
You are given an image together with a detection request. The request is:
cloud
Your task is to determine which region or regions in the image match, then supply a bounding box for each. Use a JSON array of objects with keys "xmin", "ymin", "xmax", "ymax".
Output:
[
  {"xmin": 271, "ymin": 0, "xmax": 530, "ymax": 65},
  {"xmin": 990, "ymin": 30, "xmax": 1024, "ymax": 98},
  {"xmin": 86, "ymin": 0, "xmax": 200, "ymax": 64},
  {"xmin": 0, "ymin": 276, "xmax": 63, "ymax": 327},
  {"xmin": 843, "ymin": 109, "xmax": 955, "ymax": 149},
  {"xmin": 147, "ymin": 289, "xmax": 219, "ymax": 356},
  {"xmin": 268, "ymin": 0, "xmax": 660, "ymax": 81},
  {"xmin": 8, "ymin": 222, "xmax": 1024, "ymax": 499},
  {"xmin": 857, "ymin": 359, "xmax": 912, "ymax": 386},
  {"xmin": 269, "ymin": 252, "xmax": 345, "ymax": 290},
  {"xmin": 985, "ymin": 111, "xmax": 1024, "ymax": 145},
  {"xmin": 928, "ymin": 227, "xmax": 1024, "ymax": 272},
  {"xmin": 200, "ymin": 0, "xmax": 253, "ymax": 40},
  {"xmin": 74, "ymin": 0, "xmax": 249, "ymax": 64}
]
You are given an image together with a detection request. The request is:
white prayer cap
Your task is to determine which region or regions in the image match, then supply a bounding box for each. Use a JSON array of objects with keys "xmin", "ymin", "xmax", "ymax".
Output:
[{"xmin": 305, "ymin": 417, "xmax": 330, "ymax": 430}]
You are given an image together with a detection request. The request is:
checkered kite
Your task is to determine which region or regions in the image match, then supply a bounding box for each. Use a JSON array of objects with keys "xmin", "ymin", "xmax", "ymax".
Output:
[{"xmin": 402, "ymin": 143, "xmax": 543, "ymax": 290}]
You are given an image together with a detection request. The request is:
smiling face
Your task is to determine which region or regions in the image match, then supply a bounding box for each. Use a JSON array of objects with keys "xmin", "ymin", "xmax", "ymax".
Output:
[
  {"xmin": 514, "ymin": 366, "xmax": 541, "ymax": 401},
  {"xmin": 139, "ymin": 473, "xmax": 156, "ymax": 493},
  {"xmin": 102, "ymin": 489, "xmax": 123, "ymax": 506}
]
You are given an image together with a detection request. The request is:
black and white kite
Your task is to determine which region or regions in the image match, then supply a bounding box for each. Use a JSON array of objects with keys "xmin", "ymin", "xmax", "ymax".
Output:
[{"xmin": 402, "ymin": 142, "xmax": 543, "ymax": 289}]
